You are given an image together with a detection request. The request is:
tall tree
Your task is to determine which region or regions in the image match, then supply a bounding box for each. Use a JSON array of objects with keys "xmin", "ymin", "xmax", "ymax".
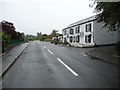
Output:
[
  {"xmin": 37, "ymin": 32, "xmax": 42, "ymax": 37},
  {"xmin": 50, "ymin": 30, "xmax": 59, "ymax": 37},
  {"xmin": 92, "ymin": 1, "xmax": 120, "ymax": 31},
  {"xmin": 2, "ymin": 20, "xmax": 22, "ymax": 39},
  {"xmin": 42, "ymin": 34, "xmax": 48, "ymax": 36}
]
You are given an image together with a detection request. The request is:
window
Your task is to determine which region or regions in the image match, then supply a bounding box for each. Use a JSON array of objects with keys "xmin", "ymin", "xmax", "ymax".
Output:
[
  {"xmin": 75, "ymin": 27, "xmax": 77, "ymax": 33},
  {"xmin": 70, "ymin": 29, "xmax": 74, "ymax": 34},
  {"xmin": 86, "ymin": 23, "xmax": 91, "ymax": 32},
  {"xmin": 64, "ymin": 37, "xmax": 67, "ymax": 43},
  {"xmin": 75, "ymin": 26, "xmax": 80, "ymax": 34},
  {"xmin": 76, "ymin": 35, "xmax": 80, "ymax": 43},
  {"xmin": 69, "ymin": 36, "xmax": 73, "ymax": 42},
  {"xmin": 85, "ymin": 34, "xmax": 92, "ymax": 43}
]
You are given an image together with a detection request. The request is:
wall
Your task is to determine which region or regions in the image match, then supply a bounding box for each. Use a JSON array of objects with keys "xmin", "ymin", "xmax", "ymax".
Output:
[{"xmin": 93, "ymin": 21, "xmax": 118, "ymax": 45}]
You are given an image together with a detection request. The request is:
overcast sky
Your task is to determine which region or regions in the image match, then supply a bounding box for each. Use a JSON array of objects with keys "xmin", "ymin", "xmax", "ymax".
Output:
[{"xmin": 1, "ymin": 0, "xmax": 96, "ymax": 35}]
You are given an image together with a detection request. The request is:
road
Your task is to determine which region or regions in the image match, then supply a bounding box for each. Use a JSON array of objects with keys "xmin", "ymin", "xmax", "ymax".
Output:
[{"xmin": 2, "ymin": 41, "xmax": 119, "ymax": 88}]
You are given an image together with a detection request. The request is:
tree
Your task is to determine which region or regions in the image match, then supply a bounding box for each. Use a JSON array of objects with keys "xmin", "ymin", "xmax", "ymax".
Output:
[
  {"xmin": 92, "ymin": 1, "xmax": 120, "ymax": 31},
  {"xmin": 42, "ymin": 34, "xmax": 48, "ymax": 36},
  {"xmin": 50, "ymin": 30, "xmax": 59, "ymax": 37},
  {"xmin": 25, "ymin": 34, "xmax": 37, "ymax": 41},
  {"xmin": 37, "ymin": 32, "xmax": 42, "ymax": 37},
  {"xmin": 36, "ymin": 32, "xmax": 44, "ymax": 40},
  {"xmin": 2, "ymin": 20, "xmax": 22, "ymax": 40},
  {"xmin": 91, "ymin": 1, "xmax": 120, "ymax": 56},
  {"xmin": 20, "ymin": 32, "xmax": 26, "ymax": 41},
  {"xmin": 115, "ymin": 41, "xmax": 120, "ymax": 56},
  {"xmin": 1, "ymin": 32, "xmax": 11, "ymax": 46}
]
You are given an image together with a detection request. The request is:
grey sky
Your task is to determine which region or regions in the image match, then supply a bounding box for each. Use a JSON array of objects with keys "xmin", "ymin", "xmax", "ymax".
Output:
[{"xmin": 1, "ymin": 0, "xmax": 96, "ymax": 35}]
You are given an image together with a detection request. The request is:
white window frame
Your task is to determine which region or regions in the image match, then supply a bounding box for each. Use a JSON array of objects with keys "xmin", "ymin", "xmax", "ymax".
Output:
[
  {"xmin": 85, "ymin": 34, "xmax": 92, "ymax": 43},
  {"xmin": 86, "ymin": 23, "xmax": 91, "ymax": 32}
]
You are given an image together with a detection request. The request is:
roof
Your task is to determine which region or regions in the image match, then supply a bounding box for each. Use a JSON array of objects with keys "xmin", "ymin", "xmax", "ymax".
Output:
[{"xmin": 63, "ymin": 15, "xmax": 97, "ymax": 30}]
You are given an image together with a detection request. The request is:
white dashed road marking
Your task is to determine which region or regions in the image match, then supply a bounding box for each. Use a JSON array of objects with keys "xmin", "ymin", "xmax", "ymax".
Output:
[
  {"xmin": 83, "ymin": 54, "xmax": 88, "ymax": 56},
  {"xmin": 43, "ymin": 46, "xmax": 46, "ymax": 48},
  {"xmin": 47, "ymin": 49, "xmax": 53, "ymax": 54},
  {"xmin": 57, "ymin": 58, "xmax": 79, "ymax": 76}
]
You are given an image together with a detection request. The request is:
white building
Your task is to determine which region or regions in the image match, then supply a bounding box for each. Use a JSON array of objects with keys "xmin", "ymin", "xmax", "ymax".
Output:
[
  {"xmin": 58, "ymin": 36, "xmax": 63, "ymax": 43},
  {"xmin": 62, "ymin": 15, "xmax": 119, "ymax": 47}
]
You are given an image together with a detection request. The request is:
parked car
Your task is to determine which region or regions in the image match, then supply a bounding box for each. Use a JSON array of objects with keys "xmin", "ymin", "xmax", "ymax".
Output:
[{"xmin": 51, "ymin": 37, "xmax": 59, "ymax": 45}]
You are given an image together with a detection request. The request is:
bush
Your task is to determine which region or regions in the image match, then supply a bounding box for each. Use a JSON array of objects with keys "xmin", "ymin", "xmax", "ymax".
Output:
[
  {"xmin": 2, "ymin": 32, "xmax": 11, "ymax": 46},
  {"xmin": 115, "ymin": 41, "xmax": 120, "ymax": 56}
]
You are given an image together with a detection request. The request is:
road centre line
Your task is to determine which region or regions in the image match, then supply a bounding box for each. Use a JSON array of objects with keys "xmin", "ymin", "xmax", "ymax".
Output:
[
  {"xmin": 83, "ymin": 54, "xmax": 88, "ymax": 56},
  {"xmin": 43, "ymin": 46, "xmax": 46, "ymax": 48},
  {"xmin": 57, "ymin": 58, "xmax": 79, "ymax": 76},
  {"xmin": 40, "ymin": 43, "xmax": 42, "ymax": 45},
  {"xmin": 47, "ymin": 49, "xmax": 53, "ymax": 54}
]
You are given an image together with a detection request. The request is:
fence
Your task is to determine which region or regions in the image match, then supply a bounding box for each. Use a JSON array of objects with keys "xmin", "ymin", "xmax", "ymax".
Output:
[
  {"xmin": 2, "ymin": 39, "xmax": 25, "ymax": 53},
  {"xmin": 8, "ymin": 39, "xmax": 24, "ymax": 45}
]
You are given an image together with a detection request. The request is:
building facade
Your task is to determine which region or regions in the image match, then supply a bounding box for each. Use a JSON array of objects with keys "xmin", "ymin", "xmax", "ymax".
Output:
[{"xmin": 62, "ymin": 15, "xmax": 119, "ymax": 47}]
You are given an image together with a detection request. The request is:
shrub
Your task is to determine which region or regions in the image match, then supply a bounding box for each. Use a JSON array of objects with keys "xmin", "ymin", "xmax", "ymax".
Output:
[
  {"xmin": 2, "ymin": 32, "xmax": 11, "ymax": 46},
  {"xmin": 115, "ymin": 41, "xmax": 120, "ymax": 56}
]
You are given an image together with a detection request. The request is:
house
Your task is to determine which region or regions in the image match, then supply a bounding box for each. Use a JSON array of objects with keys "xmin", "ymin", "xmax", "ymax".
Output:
[{"xmin": 62, "ymin": 15, "xmax": 119, "ymax": 47}]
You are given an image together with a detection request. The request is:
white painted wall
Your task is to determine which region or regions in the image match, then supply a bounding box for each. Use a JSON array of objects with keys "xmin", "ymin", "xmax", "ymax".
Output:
[{"xmin": 93, "ymin": 21, "xmax": 118, "ymax": 45}]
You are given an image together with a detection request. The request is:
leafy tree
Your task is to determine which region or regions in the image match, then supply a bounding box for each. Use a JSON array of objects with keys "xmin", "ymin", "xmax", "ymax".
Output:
[
  {"xmin": 42, "ymin": 34, "xmax": 48, "ymax": 36},
  {"xmin": 58, "ymin": 33, "xmax": 63, "ymax": 36},
  {"xmin": 92, "ymin": 1, "xmax": 120, "ymax": 31},
  {"xmin": 20, "ymin": 32, "xmax": 27, "ymax": 42},
  {"xmin": 2, "ymin": 20, "xmax": 23, "ymax": 40},
  {"xmin": 37, "ymin": 32, "xmax": 42, "ymax": 37},
  {"xmin": 50, "ymin": 30, "xmax": 59, "ymax": 37},
  {"xmin": 91, "ymin": 1, "xmax": 120, "ymax": 56},
  {"xmin": 36, "ymin": 32, "xmax": 43, "ymax": 40},
  {"xmin": 1, "ymin": 32, "xmax": 11, "ymax": 46},
  {"xmin": 115, "ymin": 41, "xmax": 120, "ymax": 56},
  {"xmin": 25, "ymin": 34, "xmax": 37, "ymax": 41}
]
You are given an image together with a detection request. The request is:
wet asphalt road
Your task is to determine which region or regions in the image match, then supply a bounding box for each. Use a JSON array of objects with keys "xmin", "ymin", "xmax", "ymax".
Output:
[{"xmin": 2, "ymin": 41, "xmax": 119, "ymax": 88}]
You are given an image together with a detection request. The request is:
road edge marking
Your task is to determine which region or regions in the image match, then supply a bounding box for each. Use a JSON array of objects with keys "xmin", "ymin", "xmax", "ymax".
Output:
[{"xmin": 57, "ymin": 58, "xmax": 79, "ymax": 76}]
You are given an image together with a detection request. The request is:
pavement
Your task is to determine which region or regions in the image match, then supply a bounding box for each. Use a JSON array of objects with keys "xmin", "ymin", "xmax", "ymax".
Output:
[
  {"xmin": 60, "ymin": 44, "xmax": 119, "ymax": 65},
  {"xmin": 0, "ymin": 41, "xmax": 31, "ymax": 76},
  {"xmin": 2, "ymin": 41, "xmax": 119, "ymax": 88},
  {"xmin": 86, "ymin": 45, "xmax": 120, "ymax": 65}
]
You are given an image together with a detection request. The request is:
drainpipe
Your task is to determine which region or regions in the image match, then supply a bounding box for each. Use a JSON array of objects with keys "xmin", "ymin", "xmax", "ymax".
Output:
[{"xmin": 93, "ymin": 23, "xmax": 97, "ymax": 46}]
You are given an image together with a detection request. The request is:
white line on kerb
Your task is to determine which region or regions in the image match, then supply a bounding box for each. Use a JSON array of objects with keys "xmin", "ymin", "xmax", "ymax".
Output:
[
  {"xmin": 57, "ymin": 58, "xmax": 79, "ymax": 76},
  {"xmin": 47, "ymin": 49, "xmax": 53, "ymax": 54},
  {"xmin": 43, "ymin": 46, "xmax": 46, "ymax": 48}
]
